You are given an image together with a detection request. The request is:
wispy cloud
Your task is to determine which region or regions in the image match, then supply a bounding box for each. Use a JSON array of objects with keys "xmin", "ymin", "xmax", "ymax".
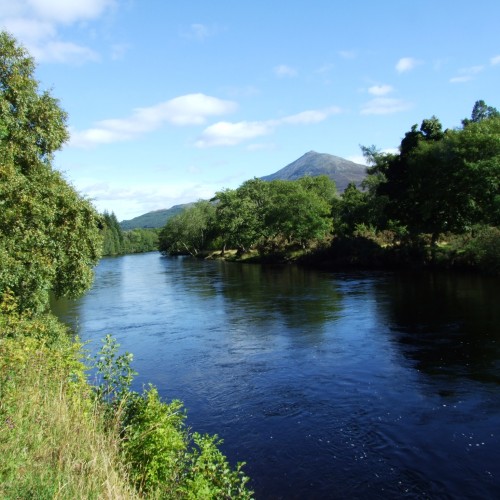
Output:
[
  {"xmin": 491, "ymin": 55, "xmax": 500, "ymax": 66},
  {"xmin": 395, "ymin": 57, "xmax": 422, "ymax": 73},
  {"xmin": 361, "ymin": 98, "xmax": 412, "ymax": 115},
  {"xmin": 0, "ymin": 0, "xmax": 115, "ymax": 64},
  {"xmin": 70, "ymin": 94, "xmax": 238, "ymax": 148},
  {"xmin": 195, "ymin": 106, "xmax": 341, "ymax": 148},
  {"xmin": 274, "ymin": 64, "xmax": 298, "ymax": 78},
  {"xmin": 449, "ymin": 65, "xmax": 484, "ymax": 84},
  {"xmin": 181, "ymin": 23, "xmax": 217, "ymax": 41},
  {"xmin": 338, "ymin": 49, "xmax": 357, "ymax": 60},
  {"xmin": 80, "ymin": 180, "xmax": 221, "ymax": 221},
  {"xmin": 367, "ymin": 84, "xmax": 394, "ymax": 96}
]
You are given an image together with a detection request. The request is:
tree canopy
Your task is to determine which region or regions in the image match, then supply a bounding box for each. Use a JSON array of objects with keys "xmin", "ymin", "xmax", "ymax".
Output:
[
  {"xmin": 364, "ymin": 102, "xmax": 500, "ymax": 246},
  {"xmin": 0, "ymin": 31, "xmax": 102, "ymax": 312}
]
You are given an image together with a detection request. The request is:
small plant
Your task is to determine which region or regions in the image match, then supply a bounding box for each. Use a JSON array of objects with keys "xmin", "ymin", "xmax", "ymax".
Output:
[
  {"xmin": 94, "ymin": 334, "xmax": 137, "ymax": 405},
  {"xmin": 93, "ymin": 335, "xmax": 253, "ymax": 498}
]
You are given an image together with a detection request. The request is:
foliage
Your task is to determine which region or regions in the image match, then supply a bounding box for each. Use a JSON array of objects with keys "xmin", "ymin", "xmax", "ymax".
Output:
[
  {"xmin": 0, "ymin": 31, "xmax": 102, "ymax": 313},
  {"xmin": 0, "ymin": 298, "xmax": 137, "ymax": 499},
  {"xmin": 92, "ymin": 335, "xmax": 252, "ymax": 498},
  {"xmin": 361, "ymin": 102, "xmax": 499, "ymax": 251},
  {"xmin": 159, "ymin": 177, "xmax": 337, "ymax": 258},
  {"xmin": 159, "ymin": 200, "xmax": 217, "ymax": 256},
  {"xmin": 123, "ymin": 227, "xmax": 159, "ymax": 254},
  {"xmin": 94, "ymin": 334, "xmax": 137, "ymax": 406},
  {"xmin": 102, "ymin": 211, "xmax": 159, "ymax": 256},
  {"xmin": 102, "ymin": 211, "xmax": 125, "ymax": 255},
  {"xmin": 455, "ymin": 226, "xmax": 500, "ymax": 273}
]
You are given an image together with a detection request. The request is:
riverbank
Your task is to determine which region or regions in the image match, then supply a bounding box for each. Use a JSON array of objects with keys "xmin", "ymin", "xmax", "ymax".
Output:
[
  {"xmin": 0, "ymin": 296, "xmax": 252, "ymax": 498},
  {"xmin": 205, "ymin": 229, "xmax": 500, "ymax": 275}
]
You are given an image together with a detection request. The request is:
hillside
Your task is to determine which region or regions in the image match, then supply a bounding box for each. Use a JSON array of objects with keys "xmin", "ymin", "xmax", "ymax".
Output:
[
  {"xmin": 120, "ymin": 203, "xmax": 193, "ymax": 230},
  {"xmin": 260, "ymin": 150, "xmax": 367, "ymax": 191}
]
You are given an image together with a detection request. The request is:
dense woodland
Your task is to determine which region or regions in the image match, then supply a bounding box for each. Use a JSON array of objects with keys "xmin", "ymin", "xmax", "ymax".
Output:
[
  {"xmin": 0, "ymin": 32, "xmax": 251, "ymax": 498},
  {"xmin": 159, "ymin": 102, "xmax": 500, "ymax": 274},
  {"xmin": 101, "ymin": 211, "xmax": 158, "ymax": 256}
]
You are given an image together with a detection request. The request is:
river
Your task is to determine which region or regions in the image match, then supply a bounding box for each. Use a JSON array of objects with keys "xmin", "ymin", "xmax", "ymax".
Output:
[{"xmin": 51, "ymin": 252, "xmax": 500, "ymax": 499}]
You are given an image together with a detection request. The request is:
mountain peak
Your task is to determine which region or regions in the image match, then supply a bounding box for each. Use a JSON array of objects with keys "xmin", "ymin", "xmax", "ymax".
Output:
[{"xmin": 260, "ymin": 151, "xmax": 366, "ymax": 191}]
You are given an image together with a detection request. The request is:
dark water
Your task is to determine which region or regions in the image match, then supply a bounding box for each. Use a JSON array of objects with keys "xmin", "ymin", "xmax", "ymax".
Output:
[{"xmin": 52, "ymin": 253, "xmax": 500, "ymax": 499}]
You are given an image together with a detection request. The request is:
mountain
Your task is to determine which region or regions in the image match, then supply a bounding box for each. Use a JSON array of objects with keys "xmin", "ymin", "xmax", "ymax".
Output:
[
  {"xmin": 260, "ymin": 150, "xmax": 367, "ymax": 192},
  {"xmin": 119, "ymin": 203, "xmax": 193, "ymax": 230},
  {"xmin": 120, "ymin": 152, "xmax": 367, "ymax": 230}
]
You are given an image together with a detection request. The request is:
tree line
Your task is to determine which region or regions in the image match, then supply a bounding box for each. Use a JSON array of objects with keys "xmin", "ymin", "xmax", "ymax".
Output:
[
  {"xmin": 159, "ymin": 101, "xmax": 500, "ymax": 272},
  {"xmin": 101, "ymin": 211, "xmax": 159, "ymax": 256},
  {"xmin": 159, "ymin": 175, "xmax": 337, "ymax": 258}
]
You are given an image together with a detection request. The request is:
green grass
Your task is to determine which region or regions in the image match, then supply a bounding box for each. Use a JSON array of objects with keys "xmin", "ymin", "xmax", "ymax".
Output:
[{"xmin": 0, "ymin": 297, "xmax": 252, "ymax": 499}]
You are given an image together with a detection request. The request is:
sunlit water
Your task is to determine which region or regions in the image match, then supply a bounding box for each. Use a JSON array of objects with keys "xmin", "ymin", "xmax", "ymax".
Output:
[{"xmin": 52, "ymin": 253, "xmax": 500, "ymax": 499}]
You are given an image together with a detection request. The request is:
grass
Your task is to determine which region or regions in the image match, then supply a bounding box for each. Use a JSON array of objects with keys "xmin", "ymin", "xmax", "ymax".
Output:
[
  {"xmin": 0, "ymin": 334, "xmax": 138, "ymax": 499},
  {"xmin": 0, "ymin": 298, "xmax": 252, "ymax": 499}
]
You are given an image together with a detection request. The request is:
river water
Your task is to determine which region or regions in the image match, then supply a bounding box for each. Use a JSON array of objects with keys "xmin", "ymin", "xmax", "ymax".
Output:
[{"xmin": 52, "ymin": 252, "xmax": 500, "ymax": 499}]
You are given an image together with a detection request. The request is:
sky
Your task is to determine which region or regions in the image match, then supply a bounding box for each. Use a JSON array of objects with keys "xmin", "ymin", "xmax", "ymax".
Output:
[{"xmin": 1, "ymin": 0, "xmax": 499, "ymax": 221}]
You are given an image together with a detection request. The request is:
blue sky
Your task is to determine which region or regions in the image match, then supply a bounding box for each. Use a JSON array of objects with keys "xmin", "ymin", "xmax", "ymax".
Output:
[{"xmin": 2, "ymin": 1, "xmax": 499, "ymax": 221}]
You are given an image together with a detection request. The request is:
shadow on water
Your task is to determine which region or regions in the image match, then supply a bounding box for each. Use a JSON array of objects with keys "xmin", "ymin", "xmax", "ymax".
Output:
[
  {"xmin": 374, "ymin": 271, "xmax": 500, "ymax": 385},
  {"xmin": 166, "ymin": 258, "xmax": 345, "ymax": 351}
]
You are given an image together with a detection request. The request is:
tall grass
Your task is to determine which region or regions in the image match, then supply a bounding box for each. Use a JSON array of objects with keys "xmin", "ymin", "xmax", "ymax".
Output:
[
  {"xmin": 0, "ymin": 297, "xmax": 252, "ymax": 499},
  {"xmin": 0, "ymin": 334, "xmax": 138, "ymax": 499}
]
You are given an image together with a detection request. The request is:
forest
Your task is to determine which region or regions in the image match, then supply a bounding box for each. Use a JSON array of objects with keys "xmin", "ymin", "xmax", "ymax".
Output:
[
  {"xmin": 101, "ymin": 211, "xmax": 159, "ymax": 256},
  {"xmin": 159, "ymin": 102, "xmax": 500, "ymax": 274}
]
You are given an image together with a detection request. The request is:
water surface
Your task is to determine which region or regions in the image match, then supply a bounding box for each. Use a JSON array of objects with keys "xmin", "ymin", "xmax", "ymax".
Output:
[{"xmin": 52, "ymin": 253, "xmax": 500, "ymax": 499}]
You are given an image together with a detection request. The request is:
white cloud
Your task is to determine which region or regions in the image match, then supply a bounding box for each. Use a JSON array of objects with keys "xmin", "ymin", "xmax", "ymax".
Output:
[
  {"xmin": 347, "ymin": 155, "xmax": 368, "ymax": 166},
  {"xmin": 26, "ymin": 0, "xmax": 115, "ymax": 24},
  {"xmin": 32, "ymin": 40, "xmax": 100, "ymax": 63},
  {"xmin": 79, "ymin": 180, "xmax": 220, "ymax": 221},
  {"xmin": 0, "ymin": 0, "xmax": 115, "ymax": 64},
  {"xmin": 449, "ymin": 65, "xmax": 484, "ymax": 84},
  {"xmin": 491, "ymin": 55, "xmax": 500, "ymax": 66},
  {"xmin": 274, "ymin": 64, "xmax": 298, "ymax": 78},
  {"xmin": 195, "ymin": 106, "xmax": 341, "ymax": 148},
  {"xmin": 281, "ymin": 107, "xmax": 341, "ymax": 125},
  {"xmin": 361, "ymin": 98, "xmax": 413, "ymax": 115},
  {"xmin": 70, "ymin": 94, "xmax": 238, "ymax": 147},
  {"xmin": 195, "ymin": 121, "xmax": 273, "ymax": 147},
  {"xmin": 368, "ymin": 84, "xmax": 394, "ymax": 96},
  {"xmin": 396, "ymin": 57, "xmax": 422, "ymax": 73},
  {"xmin": 449, "ymin": 75, "xmax": 472, "ymax": 84},
  {"xmin": 338, "ymin": 50, "xmax": 357, "ymax": 60}
]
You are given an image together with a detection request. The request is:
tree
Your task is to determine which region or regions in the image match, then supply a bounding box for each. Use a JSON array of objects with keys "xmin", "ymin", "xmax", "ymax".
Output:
[
  {"xmin": 0, "ymin": 32, "xmax": 102, "ymax": 313},
  {"xmin": 102, "ymin": 211, "xmax": 125, "ymax": 256},
  {"xmin": 214, "ymin": 179, "xmax": 271, "ymax": 253},
  {"xmin": 364, "ymin": 105, "xmax": 500, "ymax": 253},
  {"xmin": 264, "ymin": 178, "xmax": 334, "ymax": 249},
  {"xmin": 463, "ymin": 100, "xmax": 499, "ymax": 126},
  {"xmin": 159, "ymin": 200, "xmax": 216, "ymax": 256}
]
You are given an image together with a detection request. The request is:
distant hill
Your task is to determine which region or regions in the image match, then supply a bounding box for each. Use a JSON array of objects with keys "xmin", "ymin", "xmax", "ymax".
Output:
[
  {"xmin": 120, "ymin": 151, "xmax": 367, "ymax": 230},
  {"xmin": 119, "ymin": 203, "xmax": 193, "ymax": 230},
  {"xmin": 260, "ymin": 150, "xmax": 367, "ymax": 192}
]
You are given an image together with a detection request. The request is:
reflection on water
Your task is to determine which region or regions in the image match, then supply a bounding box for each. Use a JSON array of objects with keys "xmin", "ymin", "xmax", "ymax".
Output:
[{"xmin": 53, "ymin": 253, "xmax": 500, "ymax": 499}]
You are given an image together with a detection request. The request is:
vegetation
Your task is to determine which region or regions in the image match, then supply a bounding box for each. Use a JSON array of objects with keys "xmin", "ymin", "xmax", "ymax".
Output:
[
  {"xmin": 159, "ymin": 102, "xmax": 500, "ymax": 273},
  {"xmin": 0, "ymin": 31, "xmax": 252, "ymax": 498},
  {"xmin": 0, "ymin": 31, "xmax": 102, "ymax": 314},
  {"xmin": 102, "ymin": 211, "xmax": 159, "ymax": 256},
  {"xmin": 159, "ymin": 176, "xmax": 337, "ymax": 259},
  {"xmin": 0, "ymin": 300, "xmax": 252, "ymax": 498}
]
